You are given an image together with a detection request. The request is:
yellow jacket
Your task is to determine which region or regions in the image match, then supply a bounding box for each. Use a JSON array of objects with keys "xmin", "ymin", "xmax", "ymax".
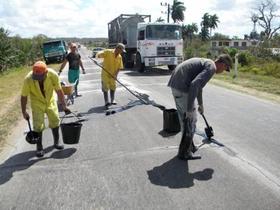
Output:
[
  {"xmin": 21, "ymin": 68, "xmax": 61, "ymax": 111},
  {"xmin": 97, "ymin": 49, "xmax": 123, "ymax": 81}
]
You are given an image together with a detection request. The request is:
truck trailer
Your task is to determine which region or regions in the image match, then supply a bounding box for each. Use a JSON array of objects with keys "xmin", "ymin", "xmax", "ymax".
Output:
[{"xmin": 108, "ymin": 14, "xmax": 184, "ymax": 72}]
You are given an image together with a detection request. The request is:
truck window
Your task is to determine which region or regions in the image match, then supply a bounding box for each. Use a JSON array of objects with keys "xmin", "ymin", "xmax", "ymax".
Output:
[
  {"xmin": 43, "ymin": 41, "xmax": 62, "ymax": 49},
  {"xmin": 146, "ymin": 25, "xmax": 182, "ymax": 40},
  {"xmin": 138, "ymin": 30, "xmax": 145, "ymax": 40}
]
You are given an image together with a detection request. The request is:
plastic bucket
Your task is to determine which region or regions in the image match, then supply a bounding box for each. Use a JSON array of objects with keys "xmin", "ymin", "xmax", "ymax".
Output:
[
  {"xmin": 60, "ymin": 122, "xmax": 82, "ymax": 144},
  {"xmin": 163, "ymin": 108, "xmax": 181, "ymax": 133}
]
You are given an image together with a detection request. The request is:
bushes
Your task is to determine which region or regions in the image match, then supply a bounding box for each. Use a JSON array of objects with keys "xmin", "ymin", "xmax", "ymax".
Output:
[
  {"xmin": 239, "ymin": 61, "xmax": 280, "ymax": 78},
  {"xmin": 0, "ymin": 27, "xmax": 46, "ymax": 73}
]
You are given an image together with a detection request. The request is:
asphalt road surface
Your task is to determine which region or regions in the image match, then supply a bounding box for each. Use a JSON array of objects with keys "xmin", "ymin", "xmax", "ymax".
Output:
[{"xmin": 0, "ymin": 47, "xmax": 279, "ymax": 210}]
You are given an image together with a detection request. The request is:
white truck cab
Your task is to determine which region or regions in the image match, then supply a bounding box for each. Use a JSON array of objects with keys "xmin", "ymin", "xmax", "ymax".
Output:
[{"xmin": 136, "ymin": 23, "xmax": 184, "ymax": 71}]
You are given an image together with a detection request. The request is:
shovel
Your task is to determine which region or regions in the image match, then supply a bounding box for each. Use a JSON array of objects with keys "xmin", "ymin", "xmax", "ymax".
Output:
[{"xmin": 201, "ymin": 113, "xmax": 214, "ymax": 139}]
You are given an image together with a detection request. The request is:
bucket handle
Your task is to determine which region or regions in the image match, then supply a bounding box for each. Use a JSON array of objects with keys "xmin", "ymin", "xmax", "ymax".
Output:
[
  {"xmin": 60, "ymin": 112, "xmax": 82, "ymax": 124},
  {"xmin": 27, "ymin": 118, "xmax": 32, "ymax": 132}
]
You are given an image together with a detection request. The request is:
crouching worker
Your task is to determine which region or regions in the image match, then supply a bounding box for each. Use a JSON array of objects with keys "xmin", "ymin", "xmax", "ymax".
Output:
[
  {"xmin": 21, "ymin": 61, "xmax": 71, "ymax": 157},
  {"xmin": 168, "ymin": 54, "xmax": 232, "ymax": 160}
]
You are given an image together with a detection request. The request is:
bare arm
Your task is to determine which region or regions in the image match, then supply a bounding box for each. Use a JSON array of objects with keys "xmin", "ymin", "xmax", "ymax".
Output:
[
  {"xmin": 21, "ymin": 96, "xmax": 29, "ymax": 120},
  {"xmin": 59, "ymin": 59, "xmax": 68, "ymax": 74},
  {"xmin": 56, "ymin": 89, "xmax": 67, "ymax": 109},
  {"xmin": 79, "ymin": 59, "xmax": 85, "ymax": 73}
]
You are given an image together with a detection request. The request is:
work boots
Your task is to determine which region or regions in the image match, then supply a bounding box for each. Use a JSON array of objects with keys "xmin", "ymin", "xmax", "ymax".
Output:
[
  {"xmin": 52, "ymin": 127, "xmax": 64, "ymax": 150},
  {"xmin": 36, "ymin": 132, "xmax": 44, "ymax": 158}
]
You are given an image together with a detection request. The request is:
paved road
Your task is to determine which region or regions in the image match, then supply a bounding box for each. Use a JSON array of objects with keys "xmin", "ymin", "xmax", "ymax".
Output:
[{"xmin": 0, "ymin": 47, "xmax": 279, "ymax": 210}]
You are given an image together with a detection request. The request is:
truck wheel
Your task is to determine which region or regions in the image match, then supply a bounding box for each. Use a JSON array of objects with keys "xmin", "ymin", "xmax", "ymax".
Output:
[
  {"xmin": 168, "ymin": 65, "xmax": 176, "ymax": 71},
  {"xmin": 136, "ymin": 53, "xmax": 145, "ymax": 73},
  {"xmin": 126, "ymin": 62, "xmax": 134, "ymax": 68},
  {"xmin": 123, "ymin": 53, "xmax": 134, "ymax": 68}
]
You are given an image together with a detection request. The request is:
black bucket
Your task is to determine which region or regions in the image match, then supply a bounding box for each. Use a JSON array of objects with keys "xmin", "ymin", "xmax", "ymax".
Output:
[
  {"xmin": 163, "ymin": 108, "xmax": 181, "ymax": 133},
  {"xmin": 60, "ymin": 122, "xmax": 82, "ymax": 144}
]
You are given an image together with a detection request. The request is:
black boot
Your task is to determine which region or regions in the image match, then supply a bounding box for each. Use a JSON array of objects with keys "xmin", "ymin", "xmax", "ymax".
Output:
[
  {"xmin": 36, "ymin": 132, "xmax": 44, "ymax": 157},
  {"xmin": 52, "ymin": 127, "xmax": 64, "ymax": 150}
]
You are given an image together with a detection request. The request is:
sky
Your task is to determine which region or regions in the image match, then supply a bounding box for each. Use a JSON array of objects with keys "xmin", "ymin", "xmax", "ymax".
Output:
[{"xmin": 0, "ymin": 0, "xmax": 279, "ymax": 39}]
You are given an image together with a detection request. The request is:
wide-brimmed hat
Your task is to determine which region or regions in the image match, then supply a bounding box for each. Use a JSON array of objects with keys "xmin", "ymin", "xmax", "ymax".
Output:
[{"xmin": 32, "ymin": 61, "xmax": 47, "ymax": 80}]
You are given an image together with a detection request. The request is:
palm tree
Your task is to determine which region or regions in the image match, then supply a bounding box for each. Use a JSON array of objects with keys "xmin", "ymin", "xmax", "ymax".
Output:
[
  {"xmin": 156, "ymin": 17, "xmax": 165, "ymax": 23},
  {"xmin": 201, "ymin": 13, "xmax": 211, "ymax": 29},
  {"xmin": 182, "ymin": 23, "xmax": 198, "ymax": 43},
  {"xmin": 200, "ymin": 27, "xmax": 210, "ymax": 41},
  {"xmin": 171, "ymin": 0, "xmax": 186, "ymax": 23},
  {"xmin": 200, "ymin": 13, "xmax": 211, "ymax": 41},
  {"xmin": 209, "ymin": 14, "xmax": 219, "ymax": 37}
]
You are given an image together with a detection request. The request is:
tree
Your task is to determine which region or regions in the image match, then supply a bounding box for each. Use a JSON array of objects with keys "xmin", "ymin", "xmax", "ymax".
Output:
[
  {"xmin": 200, "ymin": 27, "xmax": 210, "ymax": 41},
  {"xmin": 201, "ymin": 13, "xmax": 211, "ymax": 29},
  {"xmin": 200, "ymin": 13, "xmax": 211, "ymax": 41},
  {"xmin": 209, "ymin": 14, "xmax": 219, "ymax": 37},
  {"xmin": 200, "ymin": 13, "xmax": 220, "ymax": 41},
  {"xmin": 212, "ymin": 33, "xmax": 230, "ymax": 40},
  {"xmin": 171, "ymin": 0, "xmax": 186, "ymax": 23},
  {"xmin": 156, "ymin": 17, "xmax": 165, "ymax": 23},
  {"xmin": 0, "ymin": 28, "xmax": 15, "ymax": 72},
  {"xmin": 182, "ymin": 23, "xmax": 198, "ymax": 43},
  {"xmin": 253, "ymin": 0, "xmax": 280, "ymax": 40}
]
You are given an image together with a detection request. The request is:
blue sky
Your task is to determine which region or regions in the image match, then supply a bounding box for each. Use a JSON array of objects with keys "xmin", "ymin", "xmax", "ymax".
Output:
[{"xmin": 0, "ymin": 0, "xmax": 278, "ymax": 38}]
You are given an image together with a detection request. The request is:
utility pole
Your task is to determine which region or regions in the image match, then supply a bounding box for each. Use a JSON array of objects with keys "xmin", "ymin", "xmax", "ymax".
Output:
[
  {"xmin": 233, "ymin": 53, "xmax": 239, "ymax": 79},
  {"xmin": 161, "ymin": 2, "xmax": 170, "ymax": 23}
]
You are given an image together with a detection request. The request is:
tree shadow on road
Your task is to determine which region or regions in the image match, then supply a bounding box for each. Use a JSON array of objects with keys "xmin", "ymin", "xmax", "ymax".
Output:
[
  {"xmin": 0, "ymin": 147, "xmax": 76, "ymax": 185},
  {"xmin": 147, "ymin": 156, "xmax": 214, "ymax": 188}
]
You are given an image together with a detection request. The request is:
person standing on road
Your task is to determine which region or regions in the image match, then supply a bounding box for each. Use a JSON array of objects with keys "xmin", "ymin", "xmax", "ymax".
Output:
[
  {"xmin": 168, "ymin": 54, "xmax": 232, "ymax": 160},
  {"xmin": 96, "ymin": 43, "xmax": 125, "ymax": 108},
  {"xmin": 59, "ymin": 42, "xmax": 86, "ymax": 97},
  {"xmin": 21, "ymin": 61, "xmax": 71, "ymax": 157}
]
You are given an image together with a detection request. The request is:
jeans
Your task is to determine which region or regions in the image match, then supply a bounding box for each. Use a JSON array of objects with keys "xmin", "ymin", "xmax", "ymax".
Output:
[{"xmin": 171, "ymin": 88, "xmax": 197, "ymax": 136}]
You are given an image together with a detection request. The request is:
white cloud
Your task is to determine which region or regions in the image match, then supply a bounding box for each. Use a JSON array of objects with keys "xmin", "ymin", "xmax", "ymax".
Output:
[{"xmin": 0, "ymin": 0, "xmax": 279, "ymax": 38}]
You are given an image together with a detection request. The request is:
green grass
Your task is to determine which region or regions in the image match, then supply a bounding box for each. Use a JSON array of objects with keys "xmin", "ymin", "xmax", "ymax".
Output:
[{"xmin": 211, "ymin": 71, "xmax": 280, "ymax": 103}]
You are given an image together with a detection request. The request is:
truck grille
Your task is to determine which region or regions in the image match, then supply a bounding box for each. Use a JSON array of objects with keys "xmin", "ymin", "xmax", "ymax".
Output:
[{"xmin": 157, "ymin": 46, "xmax": 175, "ymax": 56}]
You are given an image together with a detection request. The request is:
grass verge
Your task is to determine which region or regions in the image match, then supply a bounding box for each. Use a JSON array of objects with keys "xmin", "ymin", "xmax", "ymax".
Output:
[{"xmin": 211, "ymin": 71, "xmax": 280, "ymax": 104}]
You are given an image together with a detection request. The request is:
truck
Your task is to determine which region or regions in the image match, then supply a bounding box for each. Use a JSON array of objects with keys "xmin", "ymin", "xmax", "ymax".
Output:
[
  {"xmin": 42, "ymin": 40, "xmax": 68, "ymax": 64},
  {"xmin": 108, "ymin": 14, "xmax": 184, "ymax": 72}
]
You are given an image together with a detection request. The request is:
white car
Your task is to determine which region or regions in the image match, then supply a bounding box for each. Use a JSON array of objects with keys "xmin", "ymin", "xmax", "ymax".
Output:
[{"xmin": 92, "ymin": 47, "xmax": 105, "ymax": 58}]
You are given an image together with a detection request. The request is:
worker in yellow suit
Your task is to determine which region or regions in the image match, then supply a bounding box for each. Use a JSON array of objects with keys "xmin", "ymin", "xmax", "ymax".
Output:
[
  {"xmin": 96, "ymin": 43, "xmax": 124, "ymax": 108},
  {"xmin": 21, "ymin": 61, "xmax": 70, "ymax": 157}
]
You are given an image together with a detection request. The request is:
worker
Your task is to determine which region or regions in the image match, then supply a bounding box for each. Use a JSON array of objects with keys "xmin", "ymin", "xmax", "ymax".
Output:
[
  {"xmin": 21, "ymin": 61, "xmax": 71, "ymax": 157},
  {"xmin": 59, "ymin": 42, "xmax": 86, "ymax": 97},
  {"xmin": 96, "ymin": 43, "xmax": 125, "ymax": 108},
  {"xmin": 168, "ymin": 54, "xmax": 233, "ymax": 160}
]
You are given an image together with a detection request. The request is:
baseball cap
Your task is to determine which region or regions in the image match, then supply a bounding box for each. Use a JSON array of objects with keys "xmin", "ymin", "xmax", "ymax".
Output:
[
  {"xmin": 116, "ymin": 43, "xmax": 126, "ymax": 53},
  {"xmin": 32, "ymin": 61, "xmax": 47, "ymax": 80},
  {"xmin": 217, "ymin": 54, "xmax": 232, "ymax": 72}
]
